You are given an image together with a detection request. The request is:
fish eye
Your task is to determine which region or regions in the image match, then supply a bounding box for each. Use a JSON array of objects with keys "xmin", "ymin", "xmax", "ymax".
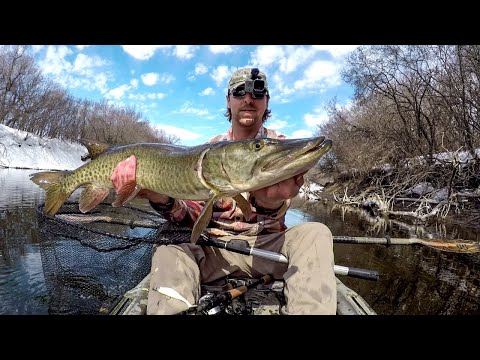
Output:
[{"xmin": 253, "ymin": 140, "xmax": 265, "ymax": 151}]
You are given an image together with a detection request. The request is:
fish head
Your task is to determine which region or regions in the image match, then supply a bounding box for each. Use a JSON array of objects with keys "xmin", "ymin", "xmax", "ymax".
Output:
[{"xmin": 201, "ymin": 136, "xmax": 332, "ymax": 193}]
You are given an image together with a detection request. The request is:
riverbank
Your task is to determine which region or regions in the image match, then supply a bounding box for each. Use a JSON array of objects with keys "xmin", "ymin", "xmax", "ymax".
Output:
[{"xmin": 300, "ymin": 175, "xmax": 480, "ymax": 236}]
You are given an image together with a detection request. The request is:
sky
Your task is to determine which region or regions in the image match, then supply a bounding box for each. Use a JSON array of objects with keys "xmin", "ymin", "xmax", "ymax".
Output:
[{"xmin": 27, "ymin": 45, "xmax": 358, "ymax": 146}]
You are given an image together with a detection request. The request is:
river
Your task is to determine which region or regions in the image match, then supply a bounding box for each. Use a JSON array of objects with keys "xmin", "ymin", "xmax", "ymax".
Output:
[{"xmin": 1, "ymin": 168, "xmax": 479, "ymax": 315}]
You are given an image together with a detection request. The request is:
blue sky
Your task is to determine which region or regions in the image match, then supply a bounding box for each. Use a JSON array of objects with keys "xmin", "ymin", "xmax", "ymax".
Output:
[{"xmin": 29, "ymin": 45, "xmax": 358, "ymax": 146}]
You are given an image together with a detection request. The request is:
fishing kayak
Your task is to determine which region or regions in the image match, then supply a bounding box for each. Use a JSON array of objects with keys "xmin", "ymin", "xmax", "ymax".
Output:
[{"xmin": 109, "ymin": 273, "xmax": 377, "ymax": 315}]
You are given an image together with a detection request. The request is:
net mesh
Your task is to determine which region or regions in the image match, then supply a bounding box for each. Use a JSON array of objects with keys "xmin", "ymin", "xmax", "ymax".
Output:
[{"xmin": 36, "ymin": 201, "xmax": 192, "ymax": 315}]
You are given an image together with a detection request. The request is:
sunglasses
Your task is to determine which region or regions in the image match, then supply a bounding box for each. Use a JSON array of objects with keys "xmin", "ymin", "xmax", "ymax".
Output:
[{"xmin": 229, "ymin": 79, "xmax": 268, "ymax": 99}]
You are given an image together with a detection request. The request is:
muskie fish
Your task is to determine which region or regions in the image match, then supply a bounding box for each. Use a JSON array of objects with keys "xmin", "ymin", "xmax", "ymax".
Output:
[{"xmin": 30, "ymin": 136, "xmax": 333, "ymax": 242}]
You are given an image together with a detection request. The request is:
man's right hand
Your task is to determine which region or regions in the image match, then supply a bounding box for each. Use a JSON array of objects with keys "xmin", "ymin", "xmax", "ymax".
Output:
[{"xmin": 111, "ymin": 155, "xmax": 170, "ymax": 205}]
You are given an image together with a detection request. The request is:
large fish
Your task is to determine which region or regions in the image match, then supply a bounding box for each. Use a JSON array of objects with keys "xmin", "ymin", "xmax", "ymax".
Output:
[{"xmin": 30, "ymin": 136, "xmax": 333, "ymax": 242}]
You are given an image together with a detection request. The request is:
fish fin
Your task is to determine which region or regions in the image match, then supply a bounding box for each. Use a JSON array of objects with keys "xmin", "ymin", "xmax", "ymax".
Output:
[
  {"xmin": 112, "ymin": 181, "xmax": 142, "ymax": 207},
  {"xmin": 191, "ymin": 196, "xmax": 216, "ymax": 243},
  {"xmin": 79, "ymin": 139, "xmax": 111, "ymax": 161},
  {"xmin": 79, "ymin": 185, "xmax": 110, "ymax": 213},
  {"xmin": 232, "ymin": 194, "xmax": 252, "ymax": 221},
  {"xmin": 30, "ymin": 171, "xmax": 71, "ymax": 216}
]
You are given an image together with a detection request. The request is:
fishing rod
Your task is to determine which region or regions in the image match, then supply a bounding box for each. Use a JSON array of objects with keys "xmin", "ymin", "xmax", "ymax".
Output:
[
  {"xmin": 178, "ymin": 274, "xmax": 273, "ymax": 315},
  {"xmin": 55, "ymin": 212, "xmax": 378, "ymax": 280},
  {"xmin": 55, "ymin": 213, "xmax": 480, "ymax": 254},
  {"xmin": 333, "ymin": 235, "xmax": 480, "ymax": 253},
  {"xmin": 196, "ymin": 236, "xmax": 379, "ymax": 281}
]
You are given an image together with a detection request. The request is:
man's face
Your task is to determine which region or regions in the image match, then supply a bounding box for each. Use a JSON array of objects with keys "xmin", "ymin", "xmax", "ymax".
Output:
[{"xmin": 227, "ymin": 86, "xmax": 268, "ymax": 128}]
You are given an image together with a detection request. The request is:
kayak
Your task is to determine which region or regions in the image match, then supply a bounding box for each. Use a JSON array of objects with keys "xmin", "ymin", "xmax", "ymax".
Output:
[{"xmin": 109, "ymin": 273, "xmax": 377, "ymax": 315}]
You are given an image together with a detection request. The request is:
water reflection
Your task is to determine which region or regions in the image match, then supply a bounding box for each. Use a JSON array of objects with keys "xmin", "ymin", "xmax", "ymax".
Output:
[
  {"xmin": 294, "ymin": 199, "xmax": 480, "ymax": 315},
  {"xmin": 0, "ymin": 169, "xmax": 49, "ymax": 314},
  {"xmin": 0, "ymin": 206, "xmax": 49, "ymax": 314},
  {"xmin": 0, "ymin": 168, "xmax": 46, "ymax": 209}
]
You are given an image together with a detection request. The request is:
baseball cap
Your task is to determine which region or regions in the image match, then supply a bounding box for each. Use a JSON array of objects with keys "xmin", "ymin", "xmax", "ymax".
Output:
[{"xmin": 227, "ymin": 67, "xmax": 269, "ymax": 93}]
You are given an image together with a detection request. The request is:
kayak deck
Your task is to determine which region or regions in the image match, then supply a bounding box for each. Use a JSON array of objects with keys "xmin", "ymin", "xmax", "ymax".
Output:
[{"xmin": 110, "ymin": 274, "xmax": 376, "ymax": 315}]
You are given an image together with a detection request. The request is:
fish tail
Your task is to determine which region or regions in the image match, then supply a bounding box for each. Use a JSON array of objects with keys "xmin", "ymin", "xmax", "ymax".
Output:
[{"xmin": 30, "ymin": 171, "xmax": 71, "ymax": 216}]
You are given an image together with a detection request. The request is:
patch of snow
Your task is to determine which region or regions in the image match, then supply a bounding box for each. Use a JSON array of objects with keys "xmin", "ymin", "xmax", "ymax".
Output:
[
  {"xmin": 403, "ymin": 182, "xmax": 435, "ymax": 197},
  {"xmin": 0, "ymin": 124, "xmax": 86, "ymax": 170},
  {"xmin": 431, "ymin": 187, "xmax": 449, "ymax": 202},
  {"xmin": 299, "ymin": 182, "xmax": 324, "ymax": 200}
]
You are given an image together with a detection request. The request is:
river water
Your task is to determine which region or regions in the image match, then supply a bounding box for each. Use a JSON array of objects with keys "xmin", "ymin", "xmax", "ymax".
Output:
[{"xmin": 1, "ymin": 168, "xmax": 479, "ymax": 315}]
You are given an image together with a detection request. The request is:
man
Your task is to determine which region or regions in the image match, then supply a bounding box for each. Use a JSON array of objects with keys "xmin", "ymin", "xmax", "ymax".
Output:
[{"xmin": 111, "ymin": 67, "xmax": 337, "ymax": 315}]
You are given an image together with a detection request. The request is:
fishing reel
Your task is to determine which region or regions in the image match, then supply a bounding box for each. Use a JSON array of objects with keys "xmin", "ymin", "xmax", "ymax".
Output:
[
  {"xmin": 189, "ymin": 290, "xmax": 251, "ymax": 316},
  {"xmin": 180, "ymin": 276, "xmax": 276, "ymax": 315}
]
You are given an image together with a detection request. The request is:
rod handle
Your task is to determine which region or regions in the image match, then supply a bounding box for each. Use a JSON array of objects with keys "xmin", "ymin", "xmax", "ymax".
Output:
[{"xmin": 334, "ymin": 265, "xmax": 379, "ymax": 281}]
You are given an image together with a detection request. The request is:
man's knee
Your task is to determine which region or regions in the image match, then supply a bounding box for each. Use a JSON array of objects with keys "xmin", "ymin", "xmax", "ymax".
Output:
[
  {"xmin": 148, "ymin": 244, "xmax": 201, "ymax": 315},
  {"xmin": 289, "ymin": 222, "xmax": 333, "ymax": 247},
  {"xmin": 147, "ymin": 287, "xmax": 193, "ymax": 315}
]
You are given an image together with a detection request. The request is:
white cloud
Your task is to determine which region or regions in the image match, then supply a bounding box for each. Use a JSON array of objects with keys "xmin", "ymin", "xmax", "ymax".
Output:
[
  {"xmin": 294, "ymin": 60, "xmax": 341, "ymax": 91},
  {"xmin": 38, "ymin": 45, "xmax": 74, "ymax": 76},
  {"xmin": 130, "ymin": 78, "xmax": 139, "ymax": 88},
  {"xmin": 270, "ymin": 72, "xmax": 296, "ymax": 102},
  {"xmin": 250, "ymin": 45, "xmax": 284, "ymax": 68},
  {"xmin": 37, "ymin": 45, "xmax": 112, "ymax": 95},
  {"xmin": 267, "ymin": 119, "xmax": 288, "ymax": 130},
  {"xmin": 195, "ymin": 63, "xmax": 208, "ymax": 75},
  {"xmin": 178, "ymin": 102, "xmax": 209, "ymax": 116},
  {"xmin": 158, "ymin": 73, "xmax": 175, "ymax": 84},
  {"xmin": 188, "ymin": 63, "xmax": 208, "ymax": 81},
  {"xmin": 209, "ymin": 45, "xmax": 235, "ymax": 54},
  {"xmin": 121, "ymin": 45, "xmax": 171, "ymax": 60},
  {"xmin": 291, "ymin": 129, "xmax": 313, "ymax": 138},
  {"xmin": 155, "ymin": 124, "xmax": 203, "ymax": 141},
  {"xmin": 122, "ymin": 45, "xmax": 199, "ymax": 61},
  {"xmin": 128, "ymin": 92, "xmax": 166, "ymax": 101},
  {"xmin": 105, "ymin": 84, "xmax": 131, "ymax": 100},
  {"xmin": 73, "ymin": 53, "xmax": 108, "ymax": 74},
  {"xmin": 174, "ymin": 45, "xmax": 199, "ymax": 60},
  {"xmin": 247, "ymin": 45, "xmax": 352, "ymax": 101},
  {"xmin": 76, "ymin": 45, "xmax": 91, "ymax": 51},
  {"xmin": 312, "ymin": 45, "xmax": 358, "ymax": 58},
  {"xmin": 92, "ymin": 72, "xmax": 111, "ymax": 94},
  {"xmin": 211, "ymin": 65, "xmax": 233, "ymax": 87},
  {"xmin": 148, "ymin": 93, "xmax": 166, "ymax": 100},
  {"xmin": 199, "ymin": 87, "xmax": 215, "ymax": 96},
  {"xmin": 279, "ymin": 46, "xmax": 317, "ymax": 74},
  {"xmin": 141, "ymin": 73, "xmax": 159, "ymax": 86},
  {"xmin": 141, "ymin": 72, "xmax": 174, "ymax": 85},
  {"xmin": 304, "ymin": 109, "xmax": 329, "ymax": 127}
]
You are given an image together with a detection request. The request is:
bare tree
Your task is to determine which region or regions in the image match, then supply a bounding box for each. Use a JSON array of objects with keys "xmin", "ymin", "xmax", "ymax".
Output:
[{"xmin": 0, "ymin": 45, "xmax": 44, "ymax": 128}]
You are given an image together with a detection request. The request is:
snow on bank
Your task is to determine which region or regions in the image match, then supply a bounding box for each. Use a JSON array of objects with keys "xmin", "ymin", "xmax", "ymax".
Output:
[
  {"xmin": 0, "ymin": 124, "xmax": 86, "ymax": 170},
  {"xmin": 299, "ymin": 182, "xmax": 324, "ymax": 200}
]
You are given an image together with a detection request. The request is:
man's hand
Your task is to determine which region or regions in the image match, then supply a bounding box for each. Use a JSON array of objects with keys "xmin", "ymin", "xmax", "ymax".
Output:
[
  {"xmin": 250, "ymin": 171, "xmax": 306, "ymax": 210},
  {"xmin": 111, "ymin": 155, "xmax": 170, "ymax": 204}
]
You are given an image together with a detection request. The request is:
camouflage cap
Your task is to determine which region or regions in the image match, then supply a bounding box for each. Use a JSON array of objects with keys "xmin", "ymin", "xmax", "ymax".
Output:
[{"xmin": 228, "ymin": 67, "xmax": 269, "ymax": 92}]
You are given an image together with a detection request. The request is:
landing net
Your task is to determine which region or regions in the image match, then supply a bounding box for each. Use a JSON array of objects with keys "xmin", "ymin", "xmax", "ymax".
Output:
[{"xmin": 36, "ymin": 201, "xmax": 192, "ymax": 315}]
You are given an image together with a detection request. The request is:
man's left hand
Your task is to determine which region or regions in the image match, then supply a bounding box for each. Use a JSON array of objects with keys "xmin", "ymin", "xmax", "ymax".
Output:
[{"xmin": 250, "ymin": 171, "xmax": 306, "ymax": 210}]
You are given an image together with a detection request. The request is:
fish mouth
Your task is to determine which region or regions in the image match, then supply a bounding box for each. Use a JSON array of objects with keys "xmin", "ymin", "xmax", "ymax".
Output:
[{"xmin": 260, "ymin": 136, "xmax": 332, "ymax": 173}]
